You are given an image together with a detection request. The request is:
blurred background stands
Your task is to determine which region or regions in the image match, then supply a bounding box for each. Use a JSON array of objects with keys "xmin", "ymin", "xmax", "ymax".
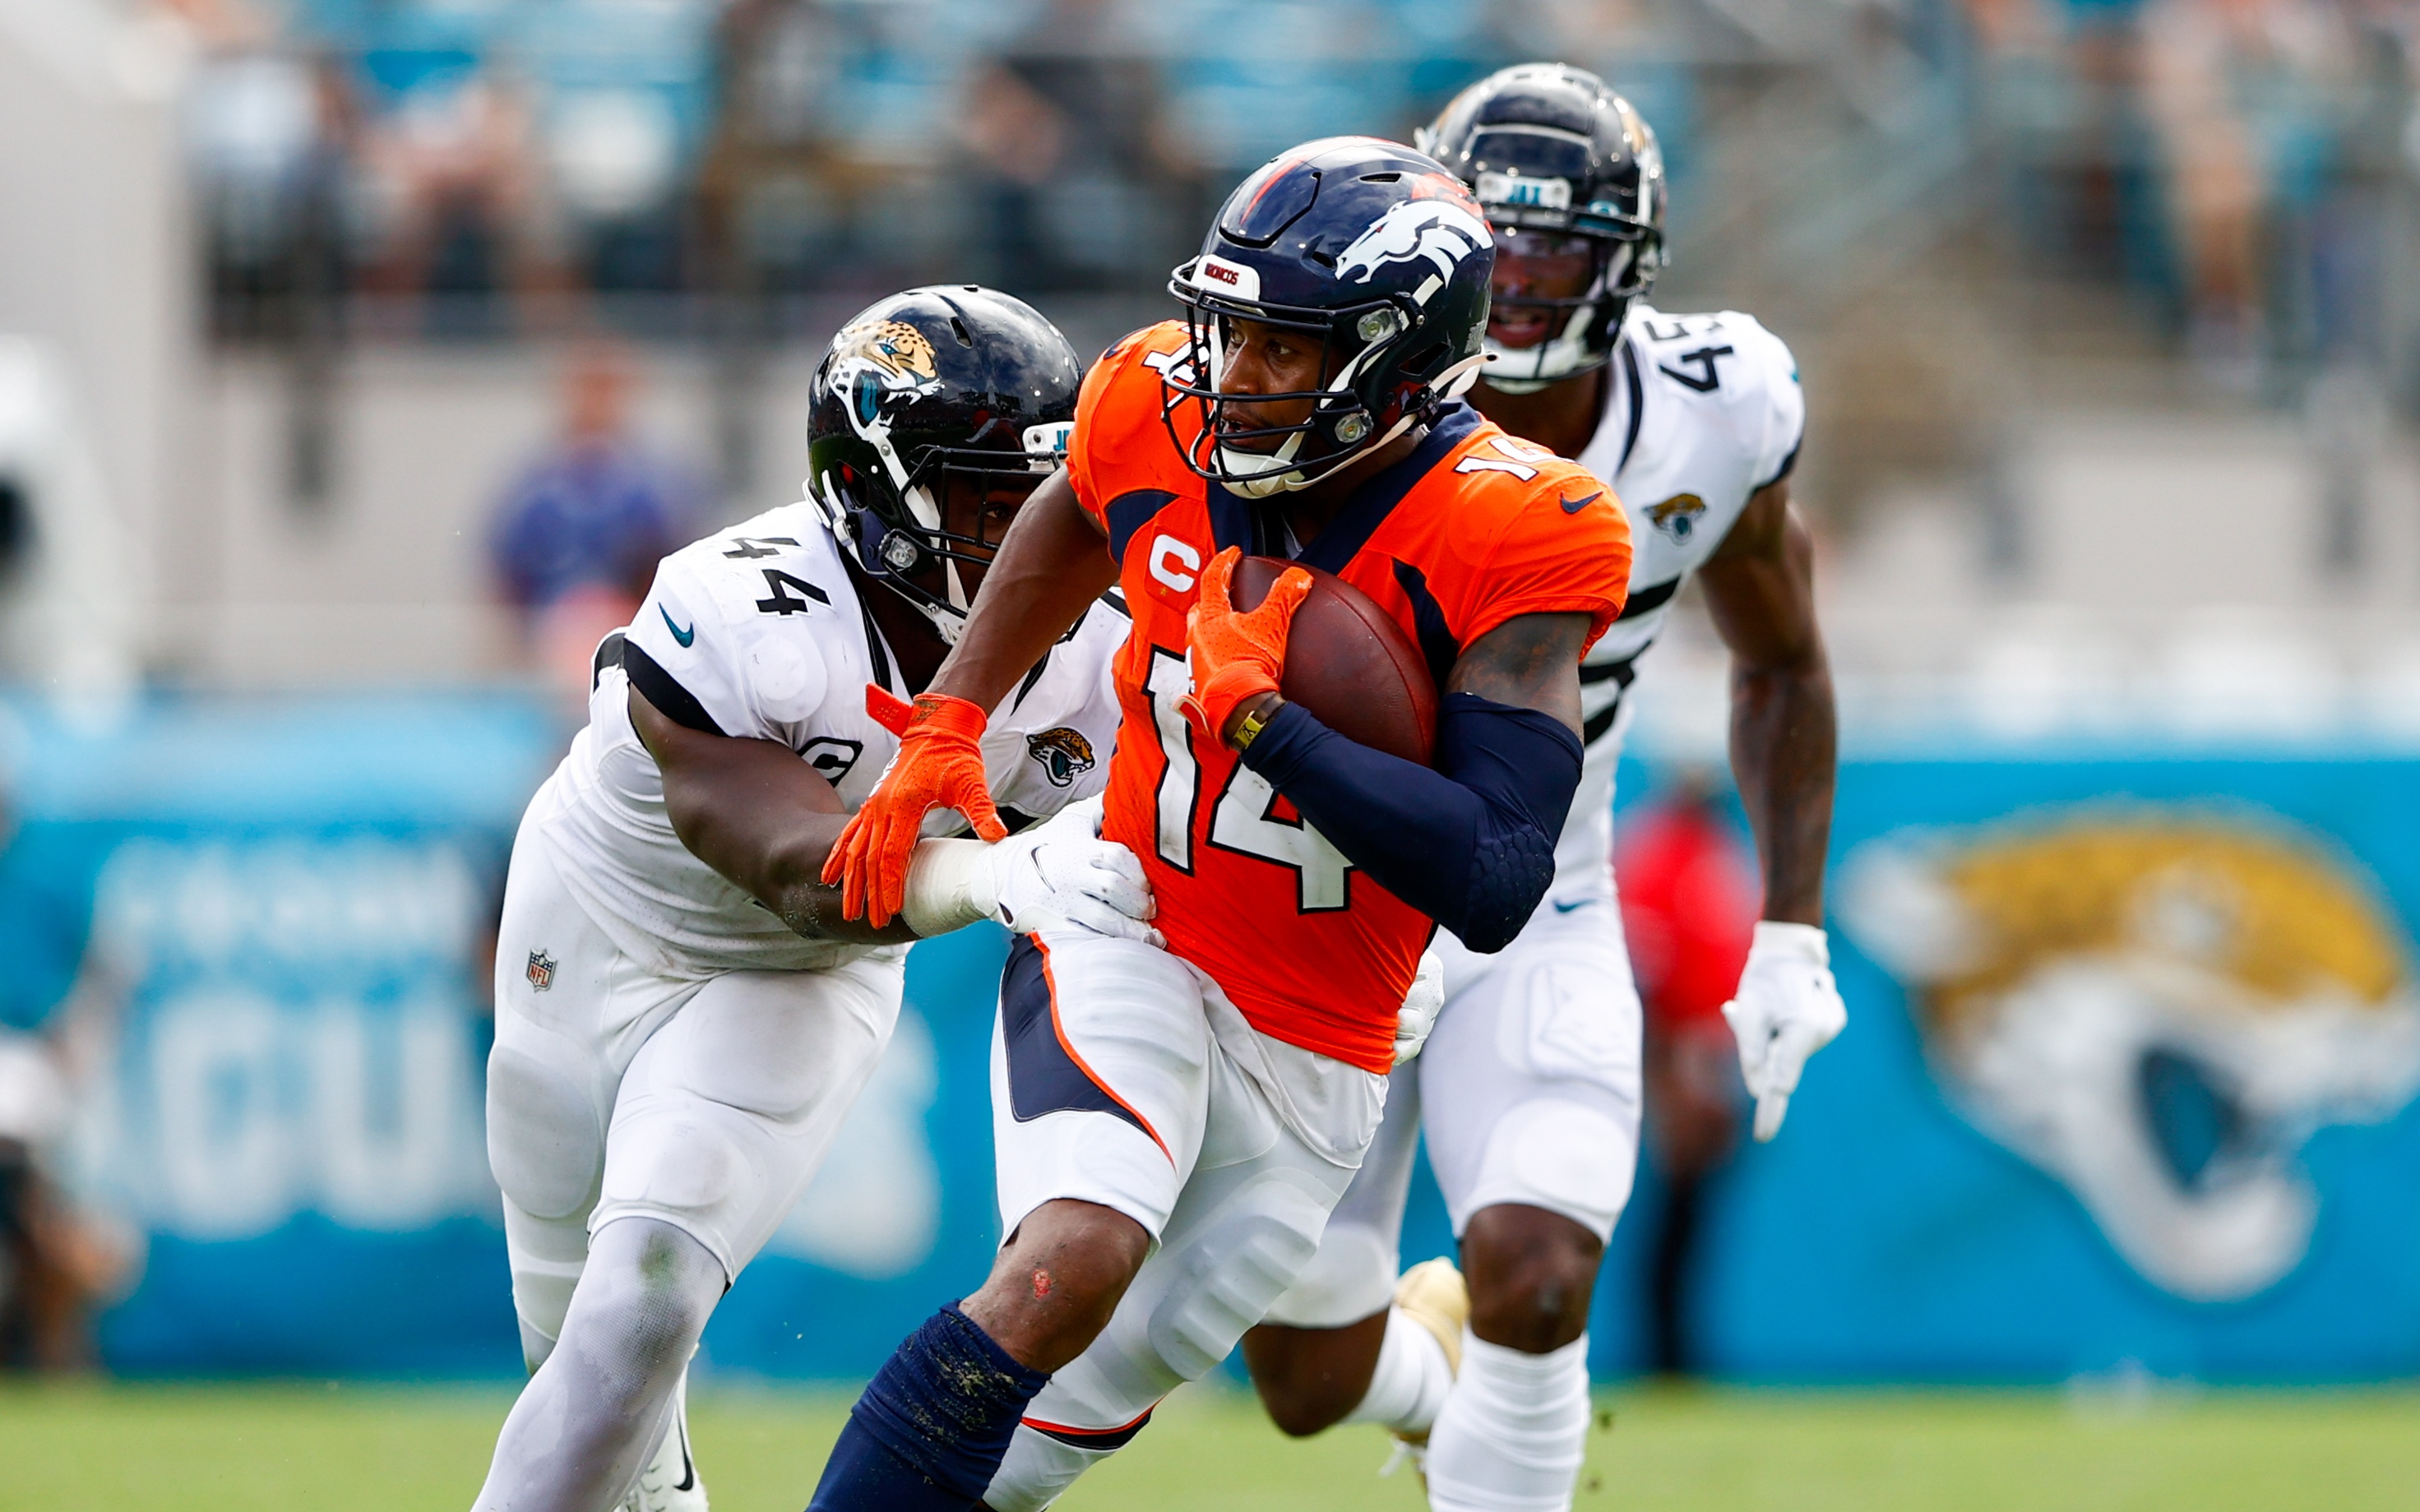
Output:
[{"xmin": 121, "ymin": 0, "xmax": 2420, "ymax": 732}]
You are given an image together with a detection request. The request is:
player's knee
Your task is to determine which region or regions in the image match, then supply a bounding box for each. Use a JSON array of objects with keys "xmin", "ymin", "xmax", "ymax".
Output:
[
  {"xmin": 965, "ymin": 1200, "xmax": 1150, "ymax": 1372},
  {"xmin": 582, "ymin": 1218, "xmax": 721, "ymax": 1371},
  {"xmin": 1242, "ymin": 1323, "xmax": 1369, "ymax": 1438},
  {"xmin": 1463, "ymin": 1205, "xmax": 1603, "ymax": 1354}
]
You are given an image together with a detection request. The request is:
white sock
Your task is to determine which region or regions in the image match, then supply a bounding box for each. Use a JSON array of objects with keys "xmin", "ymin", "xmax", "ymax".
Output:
[
  {"xmin": 1423, "ymin": 1330, "xmax": 1591, "ymax": 1512},
  {"xmin": 471, "ymin": 1218, "xmax": 724, "ymax": 1512},
  {"xmin": 1342, "ymin": 1307, "xmax": 1455, "ymax": 1436}
]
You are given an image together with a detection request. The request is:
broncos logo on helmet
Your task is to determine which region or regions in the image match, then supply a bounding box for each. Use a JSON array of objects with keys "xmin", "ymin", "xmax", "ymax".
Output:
[
  {"xmin": 1335, "ymin": 197, "xmax": 1494, "ymax": 297},
  {"xmin": 1025, "ymin": 728, "xmax": 1097, "ymax": 788}
]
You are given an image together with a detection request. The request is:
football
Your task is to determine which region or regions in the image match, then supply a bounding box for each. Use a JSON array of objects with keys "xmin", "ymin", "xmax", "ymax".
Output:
[{"xmin": 1231, "ymin": 555, "xmax": 1439, "ymax": 765}]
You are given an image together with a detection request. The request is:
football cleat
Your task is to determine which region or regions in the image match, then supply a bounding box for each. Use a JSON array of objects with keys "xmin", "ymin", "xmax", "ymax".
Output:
[{"xmin": 622, "ymin": 1371, "xmax": 707, "ymax": 1512}]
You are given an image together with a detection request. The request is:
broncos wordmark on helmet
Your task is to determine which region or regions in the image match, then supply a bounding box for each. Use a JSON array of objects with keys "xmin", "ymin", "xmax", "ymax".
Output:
[
  {"xmin": 1418, "ymin": 63, "xmax": 1667, "ymax": 391},
  {"xmin": 1164, "ymin": 136, "xmax": 1496, "ymax": 498},
  {"xmin": 807, "ymin": 285, "xmax": 1083, "ymax": 643}
]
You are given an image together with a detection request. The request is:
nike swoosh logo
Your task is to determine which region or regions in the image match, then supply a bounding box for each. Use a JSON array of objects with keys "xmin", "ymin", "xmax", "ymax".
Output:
[
  {"xmin": 659, "ymin": 604, "xmax": 696, "ymax": 648},
  {"xmin": 1559, "ymin": 491, "xmax": 1604, "ymax": 515},
  {"xmin": 673, "ymin": 1413, "xmax": 696, "ymax": 1492},
  {"xmin": 1551, "ymin": 899, "xmax": 1595, "ymax": 913}
]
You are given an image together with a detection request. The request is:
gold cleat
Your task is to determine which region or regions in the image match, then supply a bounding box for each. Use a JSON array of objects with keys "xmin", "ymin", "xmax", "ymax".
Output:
[{"xmin": 1395, "ymin": 1256, "xmax": 1469, "ymax": 1383}]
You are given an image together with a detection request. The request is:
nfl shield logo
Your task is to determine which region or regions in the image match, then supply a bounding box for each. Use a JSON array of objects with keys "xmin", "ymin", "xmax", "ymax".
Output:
[{"xmin": 526, "ymin": 950, "xmax": 557, "ymax": 992}]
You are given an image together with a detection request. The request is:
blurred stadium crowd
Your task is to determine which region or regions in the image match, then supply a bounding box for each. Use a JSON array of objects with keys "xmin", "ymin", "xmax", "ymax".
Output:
[{"xmin": 178, "ymin": 0, "xmax": 2416, "ymax": 400}]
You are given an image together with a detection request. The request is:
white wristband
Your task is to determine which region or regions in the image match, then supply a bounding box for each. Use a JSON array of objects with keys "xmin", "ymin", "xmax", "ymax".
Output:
[
  {"xmin": 1749, "ymin": 920, "xmax": 1829, "ymax": 966},
  {"xmin": 899, "ymin": 838, "xmax": 1001, "ymax": 938}
]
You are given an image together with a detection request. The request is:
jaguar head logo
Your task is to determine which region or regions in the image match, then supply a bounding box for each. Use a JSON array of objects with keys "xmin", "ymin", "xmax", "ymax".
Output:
[
  {"xmin": 1840, "ymin": 811, "xmax": 2420, "ymax": 1301},
  {"xmin": 1647, "ymin": 493, "xmax": 1706, "ymax": 541},
  {"xmin": 835, "ymin": 319, "xmax": 937, "ymax": 386},
  {"xmin": 829, "ymin": 318, "xmax": 942, "ymax": 431},
  {"xmin": 1025, "ymin": 728, "xmax": 1096, "ymax": 788}
]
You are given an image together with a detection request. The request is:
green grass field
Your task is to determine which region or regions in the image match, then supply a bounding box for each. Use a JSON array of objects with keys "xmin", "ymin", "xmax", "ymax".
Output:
[{"xmin": 2, "ymin": 1380, "xmax": 2413, "ymax": 1511}]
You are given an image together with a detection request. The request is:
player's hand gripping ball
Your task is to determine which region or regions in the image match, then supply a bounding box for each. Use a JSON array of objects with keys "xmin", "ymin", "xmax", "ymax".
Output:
[
  {"xmin": 1180, "ymin": 547, "xmax": 1312, "ymax": 747},
  {"xmin": 1721, "ymin": 922, "xmax": 1849, "ymax": 1141},
  {"xmin": 822, "ymin": 684, "xmax": 1008, "ymax": 928}
]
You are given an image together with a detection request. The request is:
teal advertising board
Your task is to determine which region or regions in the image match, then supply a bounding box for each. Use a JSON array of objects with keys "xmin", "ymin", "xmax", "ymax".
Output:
[{"xmin": 4, "ymin": 696, "xmax": 2416, "ymax": 1380}]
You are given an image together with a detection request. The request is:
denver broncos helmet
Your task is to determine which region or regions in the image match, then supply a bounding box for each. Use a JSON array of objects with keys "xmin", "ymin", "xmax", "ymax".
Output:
[
  {"xmin": 1165, "ymin": 136, "xmax": 1496, "ymax": 497},
  {"xmin": 807, "ymin": 285, "xmax": 1081, "ymax": 642},
  {"xmin": 1418, "ymin": 63, "xmax": 1666, "ymax": 391}
]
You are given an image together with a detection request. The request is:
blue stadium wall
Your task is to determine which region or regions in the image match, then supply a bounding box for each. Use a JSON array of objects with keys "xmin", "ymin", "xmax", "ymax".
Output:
[{"xmin": 5, "ymin": 693, "xmax": 2418, "ymax": 1382}]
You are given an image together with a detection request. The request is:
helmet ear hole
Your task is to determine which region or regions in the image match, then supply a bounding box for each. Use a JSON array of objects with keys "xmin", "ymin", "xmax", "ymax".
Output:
[{"xmin": 1400, "ymin": 341, "xmax": 1451, "ymax": 380}]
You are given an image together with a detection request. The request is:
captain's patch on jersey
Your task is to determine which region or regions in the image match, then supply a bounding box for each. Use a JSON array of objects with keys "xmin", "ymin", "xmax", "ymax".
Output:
[
  {"xmin": 525, "ymin": 950, "xmax": 557, "ymax": 992},
  {"xmin": 1647, "ymin": 492, "xmax": 1708, "ymax": 541},
  {"xmin": 1026, "ymin": 727, "xmax": 1097, "ymax": 788}
]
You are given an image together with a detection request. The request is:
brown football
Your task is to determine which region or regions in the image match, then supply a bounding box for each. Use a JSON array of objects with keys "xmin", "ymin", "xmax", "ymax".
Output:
[{"xmin": 1231, "ymin": 556, "xmax": 1438, "ymax": 765}]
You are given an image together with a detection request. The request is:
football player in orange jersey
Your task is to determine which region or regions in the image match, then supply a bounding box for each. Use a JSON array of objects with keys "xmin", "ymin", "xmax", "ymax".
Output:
[
  {"xmin": 1239, "ymin": 67, "xmax": 1845, "ymax": 1512},
  {"xmin": 803, "ymin": 136, "xmax": 1634, "ymax": 1512}
]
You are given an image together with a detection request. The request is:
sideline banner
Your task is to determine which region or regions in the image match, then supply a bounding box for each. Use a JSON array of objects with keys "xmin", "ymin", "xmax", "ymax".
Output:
[
  {"xmin": 1668, "ymin": 755, "xmax": 2420, "ymax": 1383},
  {"xmin": 6, "ymin": 696, "xmax": 2418, "ymax": 1380}
]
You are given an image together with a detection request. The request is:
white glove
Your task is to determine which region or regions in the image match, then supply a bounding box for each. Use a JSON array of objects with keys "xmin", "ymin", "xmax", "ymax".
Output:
[
  {"xmin": 1720, "ymin": 921, "xmax": 1847, "ymax": 1142},
  {"xmin": 1394, "ymin": 950, "xmax": 1444, "ymax": 1066},
  {"xmin": 901, "ymin": 797, "xmax": 1159, "ymax": 945}
]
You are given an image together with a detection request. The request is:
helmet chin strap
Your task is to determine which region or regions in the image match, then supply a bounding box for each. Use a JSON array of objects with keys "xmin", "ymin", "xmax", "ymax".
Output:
[
  {"xmin": 1481, "ymin": 302, "xmax": 1604, "ymax": 391},
  {"xmin": 1215, "ymin": 429, "xmax": 1308, "ymax": 499},
  {"xmin": 1223, "ymin": 350, "xmax": 1491, "ymax": 497}
]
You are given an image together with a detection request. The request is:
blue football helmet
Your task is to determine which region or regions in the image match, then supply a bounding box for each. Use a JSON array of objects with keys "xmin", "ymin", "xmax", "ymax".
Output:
[{"xmin": 1164, "ymin": 136, "xmax": 1497, "ymax": 497}]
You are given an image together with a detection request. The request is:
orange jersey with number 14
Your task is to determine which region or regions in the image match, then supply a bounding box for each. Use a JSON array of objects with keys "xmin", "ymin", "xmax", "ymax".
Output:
[{"xmin": 1068, "ymin": 322, "xmax": 1632, "ymax": 1074}]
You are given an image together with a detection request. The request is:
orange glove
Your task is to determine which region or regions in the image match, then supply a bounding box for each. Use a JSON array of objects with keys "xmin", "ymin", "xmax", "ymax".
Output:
[
  {"xmin": 821, "ymin": 685, "xmax": 1007, "ymax": 927},
  {"xmin": 1179, "ymin": 547, "xmax": 1312, "ymax": 747}
]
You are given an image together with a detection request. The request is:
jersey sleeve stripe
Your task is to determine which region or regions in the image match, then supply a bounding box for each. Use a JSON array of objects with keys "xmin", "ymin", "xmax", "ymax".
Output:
[
  {"xmin": 1104, "ymin": 488, "xmax": 1179, "ymax": 564},
  {"xmin": 1389, "ymin": 558, "xmax": 1461, "ymax": 689},
  {"xmin": 622, "ymin": 640, "xmax": 724, "ymax": 736},
  {"xmin": 1616, "ymin": 340, "xmax": 1646, "ymax": 471},
  {"xmin": 590, "ymin": 629, "xmax": 627, "ymax": 691},
  {"xmin": 1756, "ymin": 430, "xmax": 1803, "ymax": 491},
  {"xmin": 1615, "ymin": 576, "xmax": 1682, "ymax": 622}
]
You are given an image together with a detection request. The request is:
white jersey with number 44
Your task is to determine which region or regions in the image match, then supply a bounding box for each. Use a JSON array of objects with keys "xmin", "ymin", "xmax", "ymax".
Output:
[{"xmin": 526, "ymin": 500, "xmax": 1128, "ymax": 976}]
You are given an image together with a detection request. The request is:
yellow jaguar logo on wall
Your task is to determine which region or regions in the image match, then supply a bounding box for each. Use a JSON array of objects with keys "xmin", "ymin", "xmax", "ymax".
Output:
[{"xmin": 1840, "ymin": 811, "xmax": 2420, "ymax": 1301}]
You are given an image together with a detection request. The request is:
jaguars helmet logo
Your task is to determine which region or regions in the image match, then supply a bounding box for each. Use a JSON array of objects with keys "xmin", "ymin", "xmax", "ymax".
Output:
[
  {"xmin": 1025, "ymin": 728, "xmax": 1096, "ymax": 788},
  {"xmin": 1840, "ymin": 811, "xmax": 2420, "ymax": 1302},
  {"xmin": 1646, "ymin": 492, "xmax": 1706, "ymax": 542},
  {"xmin": 830, "ymin": 318, "xmax": 942, "ymax": 428}
]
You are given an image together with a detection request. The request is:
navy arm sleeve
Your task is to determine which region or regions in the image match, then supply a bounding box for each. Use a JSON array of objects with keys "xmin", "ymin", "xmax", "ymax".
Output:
[{"xmin": 1237, "ymin": 691, "xmax": 1582, "ymax": 953}]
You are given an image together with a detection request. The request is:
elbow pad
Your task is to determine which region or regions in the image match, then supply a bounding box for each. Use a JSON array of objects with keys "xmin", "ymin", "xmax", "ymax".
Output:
[{"xmin": 1435, "ymin": 695, "xmax": 1576, "ymax": 952}]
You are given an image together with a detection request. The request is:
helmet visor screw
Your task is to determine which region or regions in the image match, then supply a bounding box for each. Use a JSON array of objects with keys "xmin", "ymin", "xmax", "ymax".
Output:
[
  {"xmin": 1356, "ymin": 309, "xmax": 1399, "ymax": 344},
  {"xmin": 880, "ymin": 533, "xmax": 922, "ymax": 572},
  {"xmin": 1335, "ymin": 412, "xmax": 1372, "ymax": 443}
]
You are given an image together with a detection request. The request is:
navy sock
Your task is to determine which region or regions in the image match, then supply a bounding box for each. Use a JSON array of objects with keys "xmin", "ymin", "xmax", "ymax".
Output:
[{"xmin": 807, "ymin": 1302, "xmax": 1049, "ymax": 1511}]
